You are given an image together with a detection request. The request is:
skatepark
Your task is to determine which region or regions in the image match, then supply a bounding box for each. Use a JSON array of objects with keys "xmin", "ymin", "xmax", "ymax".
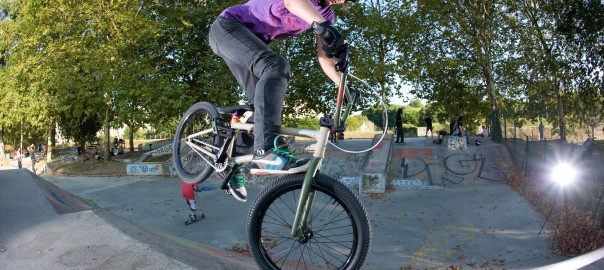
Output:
[{"xmin": 1, "ymin": 135, "xmax": 603, "ymax": 269}]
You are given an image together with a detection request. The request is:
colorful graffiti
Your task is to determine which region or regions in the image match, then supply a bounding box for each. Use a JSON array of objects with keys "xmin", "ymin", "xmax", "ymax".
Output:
[
  {"xmin": 127, "ymin": 164, "xmax": 163, "ymax": 175},
  {"xmin": 393, "ymin": 148, "xmax": 507, "ymax": 186}
]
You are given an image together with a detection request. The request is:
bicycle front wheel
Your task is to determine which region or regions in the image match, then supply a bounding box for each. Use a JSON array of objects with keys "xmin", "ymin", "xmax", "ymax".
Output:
[
  {"xmin": 173, "ymin": 102, "xmax": 223, "ymax": 184},
  {"xmin": 247, "ymin": 173, "xmax": 371, "ymax": 270}
]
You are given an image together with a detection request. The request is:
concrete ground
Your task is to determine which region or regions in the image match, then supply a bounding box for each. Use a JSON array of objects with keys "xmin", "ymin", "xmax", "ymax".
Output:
[{"xmin": 1, "ymin": 137, "xmax": 603, "ymax": 269}]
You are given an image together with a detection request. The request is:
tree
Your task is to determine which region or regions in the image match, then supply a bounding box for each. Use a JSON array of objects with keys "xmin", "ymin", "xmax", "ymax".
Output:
[
  {"xmin": 506, "ymin": 0, "xmax": 594, "ymax": 142},
  {"xmin": 342, "ymin": 1, "xmax": 406, "ymax": 105},
  {"xmin": 397, "ymin": 0, "xmax": 519, "ymax": 142},
  {"xmin": 0, "ymin": 0, "xmax": 53, "ymax": 160},
  {"xmin": 147, "ymin": 0, "xmax": 242, "ymax": 133},
  {"xmin": 557, "ymin": 0, "xmax": 604, "ymax": 139},
  {"xmin": 409, "ymin": 98, "xmax": 423, "ymax": 108}
]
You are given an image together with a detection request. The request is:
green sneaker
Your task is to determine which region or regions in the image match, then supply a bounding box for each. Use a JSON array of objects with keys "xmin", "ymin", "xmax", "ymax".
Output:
[
  {"xmin": 249, "ymin": 147, "xmax": 309, "ymax": 175},
  {"xmin": 228, "ymin": 167, "xmax": 247, "ymax": 202}
]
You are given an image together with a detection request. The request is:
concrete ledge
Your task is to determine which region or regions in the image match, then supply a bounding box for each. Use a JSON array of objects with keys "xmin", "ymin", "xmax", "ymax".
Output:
[
  {"xmin": 140, "ymin": 139, "xmax": 172, "ymax": 151},
  {"xmin": 149, "ymin": 143, "xmax": 173, "ymax": 157},
  {"xmin": 126, "ymin": 163, "xmax": 166, "ymax": 176},
  {"xmin": 43, "ymin": 156, "xmax": 81, "ymax": 173},
  {"xmin": 447, "ymin": 136, "xmax": 467, "ymax": 150},
  {"xmin": 361, "ymin": 134, "xmax": 393, "ymax": 193}
]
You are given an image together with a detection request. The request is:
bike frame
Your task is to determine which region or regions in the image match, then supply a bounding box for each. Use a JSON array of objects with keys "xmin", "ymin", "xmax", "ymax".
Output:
[{"xmin": 184, "ymin": 73, "xmax": 355, "ymax": 238}]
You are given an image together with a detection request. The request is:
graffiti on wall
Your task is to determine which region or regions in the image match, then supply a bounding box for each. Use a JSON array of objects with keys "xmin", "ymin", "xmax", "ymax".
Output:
[
  {"xmin": 393, "ymin": 148, "xmax": 507, "ymax": 186},
  {"xmin": 150, "ymin": 143, "xmax": 173, "ymax": 156},
  {"xmin": 127, "ymin": 164, "xmax": 163, "ymax": 175},
  {"xmin": 320, "ymin": 150, "xmax": 368, "ymax": 180}
]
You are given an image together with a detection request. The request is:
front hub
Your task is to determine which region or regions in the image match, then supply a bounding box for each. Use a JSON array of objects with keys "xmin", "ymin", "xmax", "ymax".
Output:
[{"xmin": 297, "ymin": 227, "xmax": 314, "ymax": 244}]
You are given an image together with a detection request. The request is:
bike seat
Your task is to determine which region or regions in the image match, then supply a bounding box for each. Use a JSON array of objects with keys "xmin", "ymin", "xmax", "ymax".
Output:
[{"xmin": 218, "ymin": 104, "xmax": 254, "ymax": 114}]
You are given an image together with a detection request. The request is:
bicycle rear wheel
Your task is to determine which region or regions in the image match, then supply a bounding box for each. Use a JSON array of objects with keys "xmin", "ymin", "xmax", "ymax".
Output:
[
  {"xmin": 173, "ymin": 102, "xmax": 223, "ymax": 184},
  {"xmin": 247, "ymin": 173, "xmax": 371, "ymax": 270}
]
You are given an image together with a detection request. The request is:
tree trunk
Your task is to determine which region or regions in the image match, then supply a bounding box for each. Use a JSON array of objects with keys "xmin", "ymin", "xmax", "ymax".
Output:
[
  {"xmin": 129, "ymin": 126, "xmax": 135, "ymax": 154},
  {"xmin": 0, "ymin": 130, "xmax": 5, "ymax": 166},
  {"xmin": 48, "ymin": 125, "xmax": 56, "ymax": 161},
  {"xmin": 483, "ymin": 54, "xmax": 502, "ymax": 142},
  {"xmin": 104, "ymin": 107, "xmax": 111, "ymax": 160},
  {"xmin": 555, "ymin": 78, "xmax": 567, "ymax": 142},
  {"xmin": 79, "ymin": 126, "xmax": 86, "ymax": 157}
]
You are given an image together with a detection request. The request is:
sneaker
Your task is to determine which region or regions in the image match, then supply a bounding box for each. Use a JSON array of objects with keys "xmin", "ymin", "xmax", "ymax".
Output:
[
  {"xmin": 189, "ymin": 212, "xmax": 198, "ymax": 221},
  {"xmin": 228, "ymin": 168, "xmax": 247, "ymax": 202},
  {"xmin": 250, "ymin": 147, "xmax": 309, "ymax": 175}
]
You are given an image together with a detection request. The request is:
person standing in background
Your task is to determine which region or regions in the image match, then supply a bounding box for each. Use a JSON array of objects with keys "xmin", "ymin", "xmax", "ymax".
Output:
[
  {"xmin": 27, "ymin": 144, "xmax": 36, "ymax": 174},
  {"xmin": 395, "ymin": 108, "xmax": 405, "ymax": 144},
  {"xmin": 538, "ymin": 121, "xmax": 544, "ymax": 140},
  {"xmin": 425, "ymin": 116, "xmax": 433, "ymax": 138}
]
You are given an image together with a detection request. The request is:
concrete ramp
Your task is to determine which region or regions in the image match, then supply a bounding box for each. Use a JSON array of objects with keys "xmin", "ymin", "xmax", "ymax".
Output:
[
  {"xmin": 0, "ymin": 169, "xmax": 90, "ymax": 242},
  {"xmin": 0, "ymin": 169, "xmax": 255, "ymax": 270}
]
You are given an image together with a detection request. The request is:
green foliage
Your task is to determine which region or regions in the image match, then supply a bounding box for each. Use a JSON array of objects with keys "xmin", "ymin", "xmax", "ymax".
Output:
[
  {"xmin": 409, "ymin": 99, "xmax": 423, "ymax": 108},
  {"xmin": 124, "ymin": 126, "xmax": 147, "ymax": 140},
  {"xmin": 0, "ymin": 0, "xmax": 602, "ymax": 150},
  {"xmin": 362, "ymin": 104, "xmax": 423, "ymax": 130},
  {"xmin": 290, "ymin": 117, "xmax": 320, "ymax": 130},
  {"xmin": 346, "ymin": 115, "xmax": 367, "ymax": 131},
  {"xmin": 341, "ymin": 1, "xmax": 405, "ymax": 105}
]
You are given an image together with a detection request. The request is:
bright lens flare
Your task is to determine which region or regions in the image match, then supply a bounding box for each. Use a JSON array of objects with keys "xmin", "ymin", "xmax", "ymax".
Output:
[{"xmin": 550, "ymin": 163, "xmax": 576, "ymax": 187}]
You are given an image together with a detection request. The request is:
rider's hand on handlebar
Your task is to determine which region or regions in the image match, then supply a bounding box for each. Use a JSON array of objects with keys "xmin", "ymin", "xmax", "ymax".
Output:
[{"xmin": 313, "ymin": 21, "xmax": 349, "ymax": 72}]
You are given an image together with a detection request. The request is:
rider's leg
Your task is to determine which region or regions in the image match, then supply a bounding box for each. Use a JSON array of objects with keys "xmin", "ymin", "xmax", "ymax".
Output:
[
  {"xmin": 209, "ymin": 17, "xmax": 307, "ymax": 175},
  {"xmin": 229, "ymin": 165, "xmax": 248, "ymax": 202},
  {"xmin": 209, "ymin": 17, "xmax": 284, "ymax": 150}
]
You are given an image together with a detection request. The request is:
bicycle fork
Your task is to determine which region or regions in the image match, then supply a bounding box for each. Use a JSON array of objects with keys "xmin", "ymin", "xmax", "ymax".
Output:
[{"xmin": 291, "ymin": 125, "xmax": 331, "ymax": 238}]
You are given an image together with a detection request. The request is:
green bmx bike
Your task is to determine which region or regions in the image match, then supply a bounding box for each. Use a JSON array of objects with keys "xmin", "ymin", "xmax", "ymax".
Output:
[{"xmin": 172, "ymin": 73, "xmax": 372, "ymax": 269}]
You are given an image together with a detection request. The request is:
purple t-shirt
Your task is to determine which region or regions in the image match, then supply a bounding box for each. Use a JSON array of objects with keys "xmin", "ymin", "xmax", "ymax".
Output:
[{"xmin": 220, "ymin": 0, "xmax": 335, "ymax": 44}]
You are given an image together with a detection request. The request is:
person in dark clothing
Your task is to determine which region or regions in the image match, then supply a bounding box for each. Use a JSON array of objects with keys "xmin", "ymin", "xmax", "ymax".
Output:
[
  {"xmin": 453, "ymin": 115, "xmax": 465, "ymax": 149},
  {"xmin": 395, "ymin": 108, "xmax": 405, "ymax": 144},
  {"xmin": 425, "ymin": 116, "xmax": 433, "ymax": 138},
  {"xmin": 209, "ymin": 0, "xmax": 355, "ymax": 202},
  {"xmin": 453, "ymin": 116, "xmax": 464, "ymax": 136}
]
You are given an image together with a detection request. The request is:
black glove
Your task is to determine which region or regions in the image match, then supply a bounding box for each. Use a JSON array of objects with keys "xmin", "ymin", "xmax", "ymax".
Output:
[{"xmin": 313, "ymin": 21, "xmax": 349, "ymax": 72}]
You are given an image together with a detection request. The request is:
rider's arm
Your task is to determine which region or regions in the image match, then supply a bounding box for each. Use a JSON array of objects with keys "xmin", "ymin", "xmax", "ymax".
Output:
[
  {"xmin": 316, "ymin": 36, "xmax": 343, "ymax": 85},
  {"xmin": 284, "ymin": 0, "xmax": 342, "ymax": 85},
  {"xmin": 284, "ymin": 0, "xmax": 327, "ymax": 24}
]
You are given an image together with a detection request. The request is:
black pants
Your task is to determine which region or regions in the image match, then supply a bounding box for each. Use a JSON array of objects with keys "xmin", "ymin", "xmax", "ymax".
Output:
[{"xmin": 396, "ymin": 126, "xmax": 404, "ymax": 142}]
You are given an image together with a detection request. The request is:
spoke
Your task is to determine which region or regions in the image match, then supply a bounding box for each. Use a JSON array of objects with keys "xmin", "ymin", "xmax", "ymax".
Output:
[
  {"xmin": 255, "ymin": 178, "xmax": 364, "ymax": 270},
  {"xmin": 312, "ymin": 239, "xmax": 353, "ymax": 251},
  {"xmin": 314, "ymin": 209, "xmax": 349, "ymax": 233},
  {"xmin": 263, "ymin": 236, "xmax": 295, "ymax": 252},
  {"xmin": 313, "ymin": 223, "xmax": 353, "ymax": 233},
  {"xmin": 309, "ymin": 194, "xmax": 337, "ymax": 225},
  {"xmin": 263, "ymin": 212, "xmax": 291, "ymax": 228},
  {"xmin": 307, "ymin": 239, "xmax": 346, "ymax": 268},
  {"xmin": 278, "ymin": 240, "xmax": 302, "ymax": 269},
  {"xmin": 309, "ymin": 239, "xmax": 350, "ymax": 263},
  {"xmin": 267, "ymin": 196, "xmax": 296, "ymax": 225}
]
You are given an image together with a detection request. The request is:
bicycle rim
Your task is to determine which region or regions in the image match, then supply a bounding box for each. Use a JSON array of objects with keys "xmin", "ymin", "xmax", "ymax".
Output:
[
  {"xmin": 173, "ymin": 102, "xmax": 222, "ymax": 184},
  {"xmin": 247, "ymin": 174, "xmax": 371, "ymax": 270}
]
